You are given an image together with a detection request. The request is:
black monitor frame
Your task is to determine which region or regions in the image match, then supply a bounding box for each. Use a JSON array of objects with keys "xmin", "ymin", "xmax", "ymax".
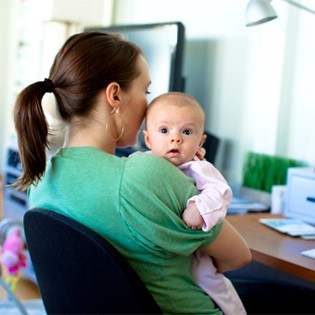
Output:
[{"xmin": 85, "ymin": 22, "xmax": 185, "ymax": 103}]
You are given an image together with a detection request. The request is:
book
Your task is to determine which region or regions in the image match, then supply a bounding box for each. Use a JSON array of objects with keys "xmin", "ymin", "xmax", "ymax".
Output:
[{"xmin": 259, "ymin": 218, "xmax": 315, "ymax": 238}]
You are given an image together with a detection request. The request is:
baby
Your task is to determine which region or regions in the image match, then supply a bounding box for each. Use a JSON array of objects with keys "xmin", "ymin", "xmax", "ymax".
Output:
[{"xmin": 143, "ymin": 92, "xmax": 246, "ymax": 315}]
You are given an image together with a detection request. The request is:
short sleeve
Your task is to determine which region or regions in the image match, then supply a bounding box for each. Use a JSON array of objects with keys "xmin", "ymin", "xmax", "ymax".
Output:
[{"xmin": 119, "ymin": 152, "xmax": 223, "ymax": 258}]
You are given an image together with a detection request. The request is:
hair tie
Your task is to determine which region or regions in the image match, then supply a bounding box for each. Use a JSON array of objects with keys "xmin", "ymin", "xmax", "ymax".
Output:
[{"xmin": 44, "ymin": 78, "xmax": 55, "ymax": 93}]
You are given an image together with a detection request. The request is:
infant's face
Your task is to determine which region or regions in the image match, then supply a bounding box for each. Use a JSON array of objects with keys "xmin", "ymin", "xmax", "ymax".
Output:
[{"xmin": 144, "ymin": 101, "xmax": 205, "ymax": 166}]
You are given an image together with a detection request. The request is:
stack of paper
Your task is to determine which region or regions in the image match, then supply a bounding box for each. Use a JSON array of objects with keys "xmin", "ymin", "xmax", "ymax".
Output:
[{"xmin": 259, "ymin": 218, "xmax": 315, "ymax": 240}]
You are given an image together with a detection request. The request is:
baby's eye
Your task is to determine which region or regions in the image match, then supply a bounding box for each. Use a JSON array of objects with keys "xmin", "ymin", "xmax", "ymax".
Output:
[
  {"xmin": 183, "ymin": 129, "xmax": 192, "ymax": 135},
  {"xmin": 145, "ymin": 90, "xmax": 151, "ymax": 95},
  {"xmin": 159, "ymin": 128, "xmax": 168, "ymax": 134}
]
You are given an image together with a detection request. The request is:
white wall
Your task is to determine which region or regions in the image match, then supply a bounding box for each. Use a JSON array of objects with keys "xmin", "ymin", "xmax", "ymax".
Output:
[
  {"xmin": 0, "ymin": 0, "xmax": 19, "ymax": 170},
  {"xmin": 112, "ymin": 0, "xmax": 315, "ymax": 184},
  {"xmin": 285, "ymin": 10, "xmax": 315, "ymax": 164}
]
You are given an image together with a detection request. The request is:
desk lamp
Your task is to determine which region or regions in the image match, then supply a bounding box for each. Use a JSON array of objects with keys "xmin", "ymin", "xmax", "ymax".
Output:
[{"xmin": 246, "ymin": 0, "xmax": 315, "ymax": 26}]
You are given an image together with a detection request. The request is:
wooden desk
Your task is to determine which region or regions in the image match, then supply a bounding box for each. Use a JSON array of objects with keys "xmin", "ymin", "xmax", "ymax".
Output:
[{"xmin": 227, "ymin": 213, "xmax": 315, "ymax": 282}]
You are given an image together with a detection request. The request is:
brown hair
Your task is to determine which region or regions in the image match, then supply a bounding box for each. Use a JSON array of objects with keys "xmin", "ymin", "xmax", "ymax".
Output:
[{"xmin": 14, "ymin": 31, "xmax": 142, "ymax": 190}]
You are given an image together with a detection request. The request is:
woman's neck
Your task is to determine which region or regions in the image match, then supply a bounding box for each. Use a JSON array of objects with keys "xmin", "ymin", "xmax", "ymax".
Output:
[{"xmin": 65, "ymin": 120, "xmax": 116, "ymax": 155}]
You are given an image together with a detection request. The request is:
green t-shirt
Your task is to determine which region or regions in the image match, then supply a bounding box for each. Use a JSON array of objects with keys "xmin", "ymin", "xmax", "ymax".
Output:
[{"xmin": 29, "ymin": 147, "xmax": 223, "ymax": 314}]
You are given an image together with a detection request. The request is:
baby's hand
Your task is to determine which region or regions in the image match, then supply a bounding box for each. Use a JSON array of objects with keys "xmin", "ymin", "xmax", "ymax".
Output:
[{"xmin": 182, "ymin": 204, "xmax": 205, "ymax": 229}]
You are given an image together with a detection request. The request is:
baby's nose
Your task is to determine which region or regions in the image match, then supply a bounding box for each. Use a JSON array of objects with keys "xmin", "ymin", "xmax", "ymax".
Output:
[{"xmin": 170, "ymin": 135, "xmax": 182, "ymax": 143}]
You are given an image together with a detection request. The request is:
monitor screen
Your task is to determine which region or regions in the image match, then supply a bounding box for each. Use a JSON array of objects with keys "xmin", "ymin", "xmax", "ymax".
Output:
[
  {"xmin": 85, "ymin": 22, "xmax": 185, "ymax": 153},
  {"xmin": 85, "ymin": 22, "xmax": 185, "ymax": 103}
]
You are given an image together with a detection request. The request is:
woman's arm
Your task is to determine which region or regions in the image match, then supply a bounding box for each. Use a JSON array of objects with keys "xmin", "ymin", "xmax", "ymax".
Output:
[{"xmin": 199, "ymin": 219, "xmax": 252, "ymax": 273}]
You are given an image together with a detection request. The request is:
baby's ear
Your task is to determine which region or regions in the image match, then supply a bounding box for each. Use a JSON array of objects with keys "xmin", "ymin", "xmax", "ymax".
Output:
[
  {"xmin": 199, "ymin": 133, "xmax": 207, "ymax": 148},
  {"xmin": 142, "ymin": 130, "xmax": 151, "ymax": 149}
]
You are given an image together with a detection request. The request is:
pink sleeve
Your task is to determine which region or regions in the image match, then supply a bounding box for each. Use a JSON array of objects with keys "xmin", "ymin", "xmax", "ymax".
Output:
[{"xmin": 179, "ymin": 160, "xmax": 232, "ymax": 232}]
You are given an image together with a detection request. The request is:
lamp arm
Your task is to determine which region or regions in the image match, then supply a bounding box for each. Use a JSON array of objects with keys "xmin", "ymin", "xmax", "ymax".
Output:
[{"xmin": 283, "ymin": 0, "xmax": 315, "ymax": 15}]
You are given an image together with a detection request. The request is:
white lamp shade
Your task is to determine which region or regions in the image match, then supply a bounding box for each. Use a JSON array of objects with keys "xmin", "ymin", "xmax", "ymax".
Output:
[{"xmin": 246, "ymin": 0, "xmax": 278, "ymax": 26}]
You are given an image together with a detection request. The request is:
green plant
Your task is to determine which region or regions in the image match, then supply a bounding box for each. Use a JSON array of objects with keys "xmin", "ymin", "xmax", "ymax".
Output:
[{"xmin": 242, "ymin": 152, "xmax": 306, "ymax": 193}]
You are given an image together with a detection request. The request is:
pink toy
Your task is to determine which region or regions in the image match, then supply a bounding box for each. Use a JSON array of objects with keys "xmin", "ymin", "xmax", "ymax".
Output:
[{"xmin": 1, "ymin": 227, "xmax": 26, "ymax": 276}]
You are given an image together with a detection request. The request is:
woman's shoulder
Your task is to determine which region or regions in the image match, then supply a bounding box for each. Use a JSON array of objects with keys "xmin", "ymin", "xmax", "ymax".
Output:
[
  {"xmin": 126, "ymin": 151, "xmax": 179, "ymax": 175},
  {"xmin": 127, "ymin": 151, "xmax": 168, "ymax": 165},
  {"xmin": 123, "ymin": 152, "xmax": 197, "ymax": 197}
]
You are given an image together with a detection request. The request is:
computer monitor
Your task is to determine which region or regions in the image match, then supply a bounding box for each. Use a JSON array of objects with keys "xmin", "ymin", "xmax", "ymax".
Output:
[{"xmin": 85, "ymin": 22, "xmax": 185, "ymax": 103}]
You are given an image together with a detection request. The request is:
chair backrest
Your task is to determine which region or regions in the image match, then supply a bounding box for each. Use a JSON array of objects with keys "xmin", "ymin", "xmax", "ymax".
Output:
[
  {"xmin": 24, "ymin": 208, "xmax": 162, "ymax": 315},
  {"xmin": 203, "ymin": 131, "xmax": 220, "ymax": 165}
]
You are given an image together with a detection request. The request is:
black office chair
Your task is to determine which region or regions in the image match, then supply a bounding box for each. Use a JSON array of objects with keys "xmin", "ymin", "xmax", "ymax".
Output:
[
  {"xmin": 203, "ymin": 131, "xmax": 219, "ymax": 165},
  {"xmin": 23, "ymin": 208, "xmax": 162, "ymax": 315}
]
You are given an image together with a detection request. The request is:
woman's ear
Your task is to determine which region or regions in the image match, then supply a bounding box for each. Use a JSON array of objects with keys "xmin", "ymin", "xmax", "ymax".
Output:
[
  {"xmin": 105, "ymin": 82, "xmax": 121, "ymax": 109},
  {"xmin": 143, "ymin": 129, "xmax": 152, "ymax": 149}
]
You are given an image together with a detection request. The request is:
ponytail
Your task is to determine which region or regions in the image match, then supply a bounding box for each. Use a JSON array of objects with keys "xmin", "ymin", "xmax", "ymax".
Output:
[{"xmin": 13, "ymin": 80, "xmax": 51, "ymax": 190}]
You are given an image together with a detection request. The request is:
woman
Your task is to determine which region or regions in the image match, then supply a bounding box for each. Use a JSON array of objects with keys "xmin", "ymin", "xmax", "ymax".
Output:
[{"xmin": 14, "ymin": 31, "xmax": 251, "ymax": 314}]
